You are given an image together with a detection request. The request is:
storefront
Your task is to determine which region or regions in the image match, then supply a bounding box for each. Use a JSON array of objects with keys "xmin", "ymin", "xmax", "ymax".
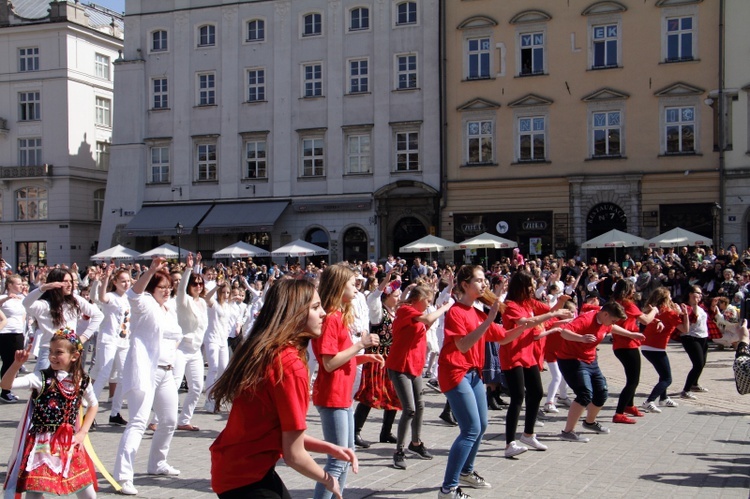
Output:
[{"xmin": 453, "ymin": 211, "xmax": 554, "ymax": 260}]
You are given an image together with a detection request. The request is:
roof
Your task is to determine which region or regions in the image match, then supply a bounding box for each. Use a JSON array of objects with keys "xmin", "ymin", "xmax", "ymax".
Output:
[
  {"xmin": 8, "ymin": 0, "xmax": 124, "ymax": 34},
  {"xmin": 9, "ymin": 0, "xmax": 49, "ymax": 20}
]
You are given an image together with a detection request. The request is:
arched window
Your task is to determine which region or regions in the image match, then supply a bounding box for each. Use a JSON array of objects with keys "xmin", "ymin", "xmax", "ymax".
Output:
[
  {"xmin": 343, "ymin": 227, "xmax": 368, "ymax": 263},
  {"xmin": 303, "ymin": 13, "xmax": 322, "ymax": 36},
  {"xmin": 151, "ymin": 30, "xmax": 168, "ymax": 52},
  {"xmin": 94, "ymin": 189, "xmax": 105, "ymax": 221},
  {"xmin": 247, "ymin": 19, "xmax": 265, "ymax": 41},
  {"xmin": 350, "ymin": 7, "xmax": 369, "ymax": 31},
  {"xmin": 396, "ymin": 1, "xmax": 417, "ymax": 25},
  {"xmin": 198, "ymin": 24, "xmax": 216, "ymax": 47},
  {"xmin": 305, "ymin": 227, "xmax": 329, "ymax": 250},
  {"xmin": 15, "ymin": 186, "xmax": 47, "ymax": 221}
]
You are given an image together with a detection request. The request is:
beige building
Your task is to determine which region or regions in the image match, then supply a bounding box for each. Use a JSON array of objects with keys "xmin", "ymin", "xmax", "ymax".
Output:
[{"xmin": 442, "ymin": 0, "xmax": 721, "ymax": 260}]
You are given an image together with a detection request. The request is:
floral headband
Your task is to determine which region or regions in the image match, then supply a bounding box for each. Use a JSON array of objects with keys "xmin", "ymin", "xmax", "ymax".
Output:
[
  {"xmin": 384, "ymin": 280, "xmax": 401, "ymax": 295},
  {"xmin": 53, "ymin": 326, "xmax": 84, "ymax": 352}
]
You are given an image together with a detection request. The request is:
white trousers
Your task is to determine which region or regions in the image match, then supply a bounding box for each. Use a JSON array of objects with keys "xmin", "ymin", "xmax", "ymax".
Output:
[
  {"xmin": 172, "ymin": 348, "xmax": 204, "ymax": 425},
  {"xmin": 114, "ymin": 368, "xmax": 178, "ymax": 481},
  {"xmin": 91, "ymin": 340, "xmax": 127, "ymax": 414},
  {"xmin": 203, "ymin": 342, "xmax": 228, "ymax": 407}
]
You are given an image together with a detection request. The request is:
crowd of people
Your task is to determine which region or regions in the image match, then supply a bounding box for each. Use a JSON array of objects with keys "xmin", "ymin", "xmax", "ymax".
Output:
[{"xmin": 1, "ymin": 242, "xmax": 749, "ymax": 498}]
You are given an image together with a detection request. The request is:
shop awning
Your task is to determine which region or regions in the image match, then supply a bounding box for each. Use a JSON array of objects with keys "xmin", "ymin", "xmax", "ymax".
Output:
[
  {"xmin": 197, "ymin": 201, "xmax": 288, "ymax": 234},
  {"xmin": 123, "ymin": 204, "xmax": 212, "ymax": 237}
]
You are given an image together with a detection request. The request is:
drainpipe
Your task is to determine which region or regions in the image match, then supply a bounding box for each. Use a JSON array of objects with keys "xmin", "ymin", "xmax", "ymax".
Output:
[
  {"xmin": 438, "ymin": 0, "xmax": 447, "ymax": 237},
  {"xmin": 718, "ymin": 0, "xmax": 725, "ymax": 248}
]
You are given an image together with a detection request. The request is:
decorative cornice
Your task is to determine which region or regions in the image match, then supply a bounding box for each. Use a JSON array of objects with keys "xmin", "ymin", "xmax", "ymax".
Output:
[
  {"xmin": 456, "ymin": 97, "xmax": 501, "ymax": 111},
  {"xmin": 581, "ymin": 87, "xmax": 630, "ymax": 102},
  {"xmin": 456, "ymin": 15, "xmax": 498, "ymax": 30},
  {"xmin": 653, "ymin": 82, "xmax": 705, "ymax": 97},
  {"xmin": 581, "ymin": 1, "xmax": 628, "ymax": 16},
  {"xmin": 508, "ymin": 93, "xmax": 553, "ymax": 108},
  {"xmin": 509, "ymin": 10, "xmax": 552, "ymax": 25}
]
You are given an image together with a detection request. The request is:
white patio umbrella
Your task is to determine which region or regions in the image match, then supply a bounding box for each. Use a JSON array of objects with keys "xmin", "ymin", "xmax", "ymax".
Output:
[
  {"xmin": 453, "ymin": 232, "xmax": 517, "ymax": 266},
  {"xmin": 213, "ymin": 241, "xmax": 270, "ymax": 259},
  {"xmin": 138, "ymin": 243, "xmax": 190, "ymax": 260},
  {"xmin": 399, "ymin": 235, "xmax": 456, "ymax": 263},
  {"xmin": 271, "ymin": 239, "xmax": 329, "ymax": 257},
  {"xmin": 644, "ymin": 227, "xmax": 713, "ymax": 248},
  {"xmin": 581, "ymin": 229, "xmax": 646, "ymax": 249},
  {"xmin": 90, "ymin": 244, "xmax": 140, "ymax": 262}
]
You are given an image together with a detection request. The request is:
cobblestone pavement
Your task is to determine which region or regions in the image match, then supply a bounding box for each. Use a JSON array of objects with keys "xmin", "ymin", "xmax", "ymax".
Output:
[{"xmin": 1, "ymin": 342, "xmax": 749, "ymax": 498}]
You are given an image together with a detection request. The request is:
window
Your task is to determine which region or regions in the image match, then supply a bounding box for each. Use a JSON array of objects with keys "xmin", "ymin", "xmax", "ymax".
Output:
[
  {"xmin": 19, "ymin": 92, "xmax": 40, "ymax": 121},
  {"xmin": 18, "ymin": 138, "xmax": 42, "ymax": 166},
  {"xmin": 592, "ymin": 111, "xmax": 621, "ymax": 157},
  {"xmin": 15, "ymin": 187, "xmax": 47, "ymax": 221},
  {"xmin": 350, "ymin": 7, "xmax": 369, "ymax": 31},
  {"xmin": 247, "ymin": 19, "xmax": 265, "ymax": 42},
  {"xmin": 94, "ymin": 189, "xmax": 105, "ymax": 221},
  {"xmin": 153, "ymin": 78, "xmax": 168, "ymax": 109},
  {"xmin": 151, "ymin": 30, "xmax": 168, "ymax": 52},
  {"xmin": 349, "ymin": 59, "xmax": 368, "ymax": 93},
  {"xmin": 150, "ymin": 146, "xmax": 170, "ymax": 183},
  {"xmin": 396, "ymin": 131, "xmax": 419, "ymax": 171},
  {"xmin": 303, "ymin": 13, "xmax": 322, "ymax": 36},
  {"xmin": 592, "ymin": 24, "xmax": 618, "ymax": 68},
  {"xmin": 302, "ymin": 138, "xmax": 324, "ymax": 176},
  {"xmin": 95, "ymin": 97, "xmax": 111, "ymax": 126},
  {"xmin": 520, "ymin": 33, "xmax": 544, "ymax": 75},
  {"xmin": 666, "ymin": 16, "xmax": 693, "ymax": 61},
  {"xmin": 396, "ymin": 1, "xmax": 417, "ymax": 25},
  {"xmin": 467, "ymin": 38, "xmax": 490, "ymax": 79},
  {"xmin": 95, "ymin": 53, "xmax": 110, "ymax": 79},
  {"xmin": 346, "ymin": 134, "xmax": 371, "ymax": 174},
  {"xmin": 196, "ymin": 143, "xmax": 217, "ymax": 181},
  {"xmin": 198, "ymin": 24, "xmax": 216, "ymax": 47},
  {"xmin": 96, "ymin": 141, "xmax": 110, "ymax": 170},
  {"xmin": 396, "ymin": 54, "xmax": 417, "ymax": 89},
  {"xmin": 17, "ymin": 241, "xmax": 47, "ymax": 266},
  {"xmin": 467, "ymin": 121, "xmax": 493, "ymax": 164},
  {"xmin": 19, "ymin": 47, "xmax": 39, "ymax": 72},
  {"xmin": 303, "ymin": 63, "xmax": 322, "ymax": 97},
  {"xmin": 247, "ymin": 68, "xmax": 265, "ymax": 102},
  {"xmin": 198, "ymin": 73, "xmax": 216, "ymax": 105},
  {"xmin": 244, "ymin": 140, "xmax": 267, "ymax": 179},
  {"xmin": 518, "ymin": 116, "xmax": 546, "ymax": 161},
  {"xmin": 665, "ymin": 106, "xmax": 695, "ymax": 154}
]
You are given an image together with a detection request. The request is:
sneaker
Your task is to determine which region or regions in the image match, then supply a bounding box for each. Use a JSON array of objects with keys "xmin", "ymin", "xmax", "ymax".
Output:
[
  {"xmin": 533, "ymin": 415, "xmax": 545, "ymax": 427},
  {"xmin": 560, "ymin": 430, "xmax": 590, "ymax": 443},
  {"xmin": 543, "ymin": 402, "xmax": 559, "ymax": 413},
  {"xmin": 612, "ymin": 413, "xmax": 636, "ymax": 424},
  {"xmin": 661, "ymin": 397, "xmax": 679, "ymax": 407},
  {"xmin": 119, "ymin": 480, "xmax": 138, "ymax": 495},
  {"xmin": 582, "ymin": 420, "xmax": 610, "ymax": 434},
  {"xmin": 19, "ymin": 365, "xmax": 28, "ymax": 374},
  {"xmin": 680, "ymin": 391, "xmax": 697, "ymax": 400},
  {"xmin": 0, "ymin": 393, "xmax": 17, "ymax": 404},
  {"xmin": 690, "ymin": 385, "xmax": 708, "ymax": 393},
  {"xmin": 459, "ymin": 470, "xmax": 491, "ymax": 489},
  {"xmin": 557, "ymin": 396, "xmax": 573, "ymax": 407},
  {"xmin": 109, "ymin": 413, "xmax": 128, "ymax": 426},
  {"xmin": 519, "ymin": 433, "xmax": 548, "ymax": 451},
  {"xmin": 426, "ymin": 379, "xmax": 441, "ymax": 392},
  {"xmin": 624, "ymin": 405, "xmax": 645, "ymax": 417},
  {"xmin": 504, "ymin": 441, "xmax": 528, "ymax": 458},
  {"xmin": 408, "ymin": 442, "xmax": 433, "ymax": 460},
  {"xmin": 438, "ymin": 486, "xmax": 472, "ymax": 499},
  {"xmin": 393, "ymin": 450, "xmax": 407, "ymax": 470},
  {"xmin": 380, "ymin": 433, "xmax": 398, "ymax": 444},
  {"xmin": 642, "ymin": 401, "xmax": 662, "ymax": 413},
  {"xmin": 355, "ymin": 434, "xmax": 371, "ymax": 449},
  {"xmin": 439, "ymin": 411, "xmax": 458, "ymax": 427},
  {"xmin": 148, "ymin": 464, "xmax": 180, "ymax": 476}
]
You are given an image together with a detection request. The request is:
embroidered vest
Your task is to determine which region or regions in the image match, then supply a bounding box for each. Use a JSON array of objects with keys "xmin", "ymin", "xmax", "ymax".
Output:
[{"xmin": 30, "ymin": 369, "xmax": 90, "ymax": 435}]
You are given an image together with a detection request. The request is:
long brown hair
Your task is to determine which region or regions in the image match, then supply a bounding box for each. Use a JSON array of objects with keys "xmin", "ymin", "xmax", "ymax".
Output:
[
  {"xmin": 319, "ymin": 263, "xmax": 355, "ymax": 328},
  {"xmin": 40, "ymin": 269, "xmax": 81, "ymax": 328},
  {"xmin": 505, "ymin": 269, "xmax": 534, "ymax": 304},
  {"xmin": 209, "ymin": 279, "xmax": 318, "ymax": 410},
  {"xmin": 49, "ymin": 335, "xmax": 85, "ymax": 389},
  {"xmin": 612, "ymin": 279, "xmax": 635, "ymax": 304},
  {"xmin": 455, "ymin": 265, "xmax": 506, "ymax": 312}
]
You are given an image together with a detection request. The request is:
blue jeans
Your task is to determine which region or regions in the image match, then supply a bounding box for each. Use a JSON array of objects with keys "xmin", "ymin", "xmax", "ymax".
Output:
[
  {"xmin": 442, "ymin": 370, "xmax": 487, "ymax": 490},
  {"xmin": 313, "ymin": 406, "xmax": 354, "ymax": 499},
  {"xmin": 641, "ymin": 350, "xmax": 672, "ymax": 402},
  {"xmin": 558, "ymin": 358, "xmax": 608, "ymax": 407}
]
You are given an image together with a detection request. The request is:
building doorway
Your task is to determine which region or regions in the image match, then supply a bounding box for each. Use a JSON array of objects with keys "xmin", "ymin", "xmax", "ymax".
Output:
[
  {"xmin": 343, "ymin": 227, "xmax": 368, "ymax": 263},
  {"xmin": 393, "ymin": 217, "xmax": 427, "ymax": 257}
]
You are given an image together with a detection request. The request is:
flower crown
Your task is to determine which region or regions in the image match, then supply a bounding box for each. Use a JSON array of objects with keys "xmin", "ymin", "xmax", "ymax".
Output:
[
  {"xmin": 53, "ymin": 327, "xmax": 84, "ymax": 352},
  {"xmin": 384, "ymin": 280, "xmax": 401, "ymax": 295}
]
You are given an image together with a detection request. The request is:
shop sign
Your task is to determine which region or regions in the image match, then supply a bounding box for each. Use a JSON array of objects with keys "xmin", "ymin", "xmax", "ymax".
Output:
[
  {"xmin": 522, "ymin": 220, "xmax": 547, "ymax": 231},
  {"xmin": 496, "ymin": 221, "xmax": 509, "ymax": 234},
  {"xmin": 461, "ymin": 223, "xmax": 485, "ymax": 234}
]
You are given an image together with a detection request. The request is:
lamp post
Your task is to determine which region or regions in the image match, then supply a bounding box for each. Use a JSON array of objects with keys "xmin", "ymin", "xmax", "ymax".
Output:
[
  {"xmin": 711, "ymin": 203, "xmax": 721, "ymax": 250},
  {"xmin": 175, "ymin": 222, "xmax": 184, "ymax": 265}
]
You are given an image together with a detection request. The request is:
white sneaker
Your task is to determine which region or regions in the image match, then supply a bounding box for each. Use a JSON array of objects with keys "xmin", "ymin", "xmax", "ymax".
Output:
[
  {"xmin": 543, "ymin": 402, "xmax": 559, "ymax": 413},
  {"xmin": 119, "ymin": 481, "xmax": 138, "ymax": 495},
  {"xmin": 504, "ymin": 440, "xmax": 528, "ymax": 458},
  {"xmin": 519, "ymin": 433, "xmax": 548, "ymax": 451},
  {"xmin": 458, "ymin": 470, "xmax": 491, "ymax": 489},
  {"xmin": 661, "ymin": 397, "xmax": 679, "ymax": 407},
  {"xmin": 557, "ymin": 396, "xmax": 573, "ymax": 407},
  {"xmin": 642, "ymin": 401, "xmax": 662, "ymax": 413},
  {"xmin": 438, "ymin": 486, "xmax": 472, "ymax": 499},
  {"xmin": 148, "ymin": 464, "xmax": 181, "ymax": 476}
]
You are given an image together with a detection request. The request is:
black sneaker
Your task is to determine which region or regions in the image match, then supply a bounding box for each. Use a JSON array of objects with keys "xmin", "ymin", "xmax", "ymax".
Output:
[
  {"xmin": 0, "ymin": 392, "xmax": 17, "ymax": 404},
  {"xmin": 393, "ymin": 450, "xmax": 407, "ymax": 469},
  {"xmin": 439, "ymin": 410, "xmax": 458, "ymax": 426},
  {"xmin": 380, "ymin": 433, "xmax": 397, "ymax": 444},
  {"xmin": 354, "ymin": 433, "xmax": 371, "ymax": 449},
  {"xmin": 407, "ymin": 442, "xmax": 433, "ymax": 460},
  {"xmin": 426, "ymin": 379, "xmax": 441, "ymax": 392},
  {"xmin": 109, "ymin": 413, "xmax": 128, "ymax": 426}
]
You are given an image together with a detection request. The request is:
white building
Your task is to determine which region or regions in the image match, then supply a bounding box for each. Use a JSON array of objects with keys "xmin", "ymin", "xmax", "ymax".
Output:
[
  {"xmin": 99, "ymin": 0, "xmax": 440, "ymax": 262},
  {"xmin": 0, "ymin": 0, "xmax": 123, "ymax": 268}
]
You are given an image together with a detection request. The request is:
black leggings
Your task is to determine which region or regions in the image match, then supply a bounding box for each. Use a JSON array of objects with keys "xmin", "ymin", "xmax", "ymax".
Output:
[
  {"xmin": 0, "ymin": 334, "xmax": 24, "ymax": 396},
  {"xmin": 217, "ymin": 467, "xmax": 291, "ymax": 499},
  {"xmin": 680, "ymin": 336, "xmax": 708, "ymax": 391},
  {"xmin": 503, "ymin": 365, "xmax": 543, "ymax": 444},
  {"xmin": 614, "ymin": 348, "xmax": 641, "ymax": 414}
]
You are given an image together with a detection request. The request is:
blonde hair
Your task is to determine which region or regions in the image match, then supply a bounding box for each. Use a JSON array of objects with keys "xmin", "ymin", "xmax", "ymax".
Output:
[{"xmin": 319, "ymin": 264, "xmax": 355, "ymax": 328}]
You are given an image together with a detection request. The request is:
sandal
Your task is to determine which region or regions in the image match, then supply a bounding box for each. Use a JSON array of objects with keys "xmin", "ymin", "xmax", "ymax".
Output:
[{"xmin": 177, "ymin": 424, "xmax": 200, "ymax": 431}]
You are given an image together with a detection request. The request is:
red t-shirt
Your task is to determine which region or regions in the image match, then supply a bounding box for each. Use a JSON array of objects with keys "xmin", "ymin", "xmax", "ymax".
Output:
[
  {"xmin": 311, "ymin": 311, "xmax": 356, "ymax": 408},
  {"xmin": 210, "ymin": 346, "xmax": 308, "ymax": 495},
  {"xmin": 543, "ymin": 317, "xmax": 564, "ymax": 363},
  {"xmin": 613, "ymin": 300, "xmax": 643, "ymax": 350},
  {"xmin": 642, "ymin": 309, "xmax": 683, "ymax": 350},
  {"xmin": 500, "ymin": 300, "xmax": 550, "ymax": 369},
  {"xmin": 385, "ymin": 304, "xmax": 427, "ymax": 377},
  {"xmin": 438, "ymin": 303, "xmax": 507, "ymax": 392},
  {"xmin": 557, "ymin": 311, "xmax": 612, "ymax": 364}
]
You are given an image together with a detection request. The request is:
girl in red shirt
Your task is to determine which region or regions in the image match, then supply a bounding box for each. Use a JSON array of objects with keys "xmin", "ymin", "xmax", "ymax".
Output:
[
  {"xmin": 611, "ymin": 279, "xmax": 660, "ymax": 424},
  {"xmin": 312, "ymin": 264, "xmax": 383, "ymax": 499},
  {"xmin": 640, "ymin": 288, "xmax": 689, "ymax": 413},
  {"xmin": 209, "ymin": 280, "xmax": 356, "ymax": 499},
  {"xmin": 386, "ymin": 285, "xmax": 451, "ymax": 470}
]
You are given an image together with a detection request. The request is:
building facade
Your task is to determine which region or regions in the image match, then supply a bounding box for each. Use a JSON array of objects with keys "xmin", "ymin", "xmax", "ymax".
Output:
[
  {"xmin": 98, "ymin": 0, "xmax": 441, "ymax": 262},
  {"xmin": 0, "ymin": 0, "xmax": 123, "ymax": 267},
  {"xmin": 442, "ymin": 0, "xmax": 722, "ymax": 260}
]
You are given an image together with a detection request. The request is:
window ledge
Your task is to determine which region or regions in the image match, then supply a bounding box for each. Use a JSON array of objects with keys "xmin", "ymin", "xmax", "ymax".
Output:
[
  {"xmin": 242, "ymin": 177, "xmax": 268, "ymax": 183},
  {"xmin": 392, "ymin": 87, "xmax": 421, "ymax": 93},
  {"xmin": 244, "ymin": 100, "xmax": 268, "ymax": 105},
  {"xmin": 587, "ymin": 65, "xmax": 622, "ymax": 72},
  {"xmin": 300, "ymin": 96, "xmax": 325, "ymax": 100},
  {"xmin": 94, "ymin": 124, "xmax": 112, "ymax": 130},
  {"xmin": 658, "ymin": 152, "xmax": 701, "ymax": 158},
  {"xmin": 346, "ymin": 91, "xmax": 372, "ymax": 97},
  {"xmin": 149, "ymin": 50, "xmax": 169, "ymax": 55},
  {"xmin": 301, "ymin": 33, "xmax": 323, "ymax": 38},
  {"xmin": 192, "ymin": 179, "xmax": 219, "ymax": 184},
  {"xmin": 343, "ymin": 172, "xmax": 373, "ymax": 177},
  {"xmin": 585, "ymin": 155, "xmax": 627, "ymax": 162},
  {"xmin": 463, "ymin": 76, "xmax": 495, "ymax": 82},
  {"xmin": 391, "ymin": 169, "xmax": 422, "ymax": 174},
  {"xmin": 150, "ymin": 107, "xmax": 170, "ymax": 112},
  {"xmin": 511, "ymin": 160, "xmax": 551, "ymax": 165},
  {"xmin": 244, "ymin": 39, "xmax": 266, "ymax": 44},
  {"xmin": 297, "ymin": 175, "xmax": 327, "ymax": 181},
  {"xmin": 196, "ymin": 44, "xmax": 217, "ymax": 49},
  {"xmin": 660, "ymin": 58, "xmax": 699, "ymax": 65},
  {"xmin": 461, "ymin": 162, "xmax": 498, "ymax": 168},
  {"xmin": 194, "ymin": 104, "xmax": 218, "ymax": 109},
  {"xmin": 347, "ymin": 28, "xmax": 371, "ymax": 34},
  {"xmin": 146, "ymin": 181, "xmax": 170, "ymax": 186},
  {"xmin": 18, "ymin": 120, "xmax": 42, "ymax": 124},
  {"xmin": 516, "ymin": 72, "xmax": 548, "ymax": 78}
]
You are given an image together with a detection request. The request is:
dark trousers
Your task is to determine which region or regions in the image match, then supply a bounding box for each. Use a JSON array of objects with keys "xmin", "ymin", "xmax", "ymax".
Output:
[
  {"xmin": 614, "ymin": 348, "xmax": 641, "ymax": 413},
  {"xmin": 217, "ymin": 467, "xmax": 291, "ymax": 499},
  {"xmin": 680, "ymin": 336, "xmax": 708, "ymax": 391},
  {"xmin": 641, "ymin": 350, "xmax": 672, "ymax": 402},
  {"xmin": 0, "ymin": 333, "xmax": 24, "ymax": 395},
  {"xmin": 503, "ymin": 365, "xmax": 543, "ymax": 444}
]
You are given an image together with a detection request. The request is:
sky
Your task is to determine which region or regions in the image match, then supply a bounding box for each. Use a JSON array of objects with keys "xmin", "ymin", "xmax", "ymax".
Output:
[{"xmin": 88, "ymin": 0, "xmax": 125, "ymax": 14}]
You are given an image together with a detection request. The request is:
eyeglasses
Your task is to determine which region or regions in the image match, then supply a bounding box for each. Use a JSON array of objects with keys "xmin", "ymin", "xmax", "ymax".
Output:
[
  {"xmin": 156, "ymin": 285, "xmax": 172, "ymax": 291},
  {"xmin": 190, "ymin": 282, "xmax": 204, "ymax": 287}
]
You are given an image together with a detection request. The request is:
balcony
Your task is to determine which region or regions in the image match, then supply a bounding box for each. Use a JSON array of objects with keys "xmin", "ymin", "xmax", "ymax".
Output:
[{"xmin": 0, "ymin": 164, "xmax": 53, "ymax": 179}]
